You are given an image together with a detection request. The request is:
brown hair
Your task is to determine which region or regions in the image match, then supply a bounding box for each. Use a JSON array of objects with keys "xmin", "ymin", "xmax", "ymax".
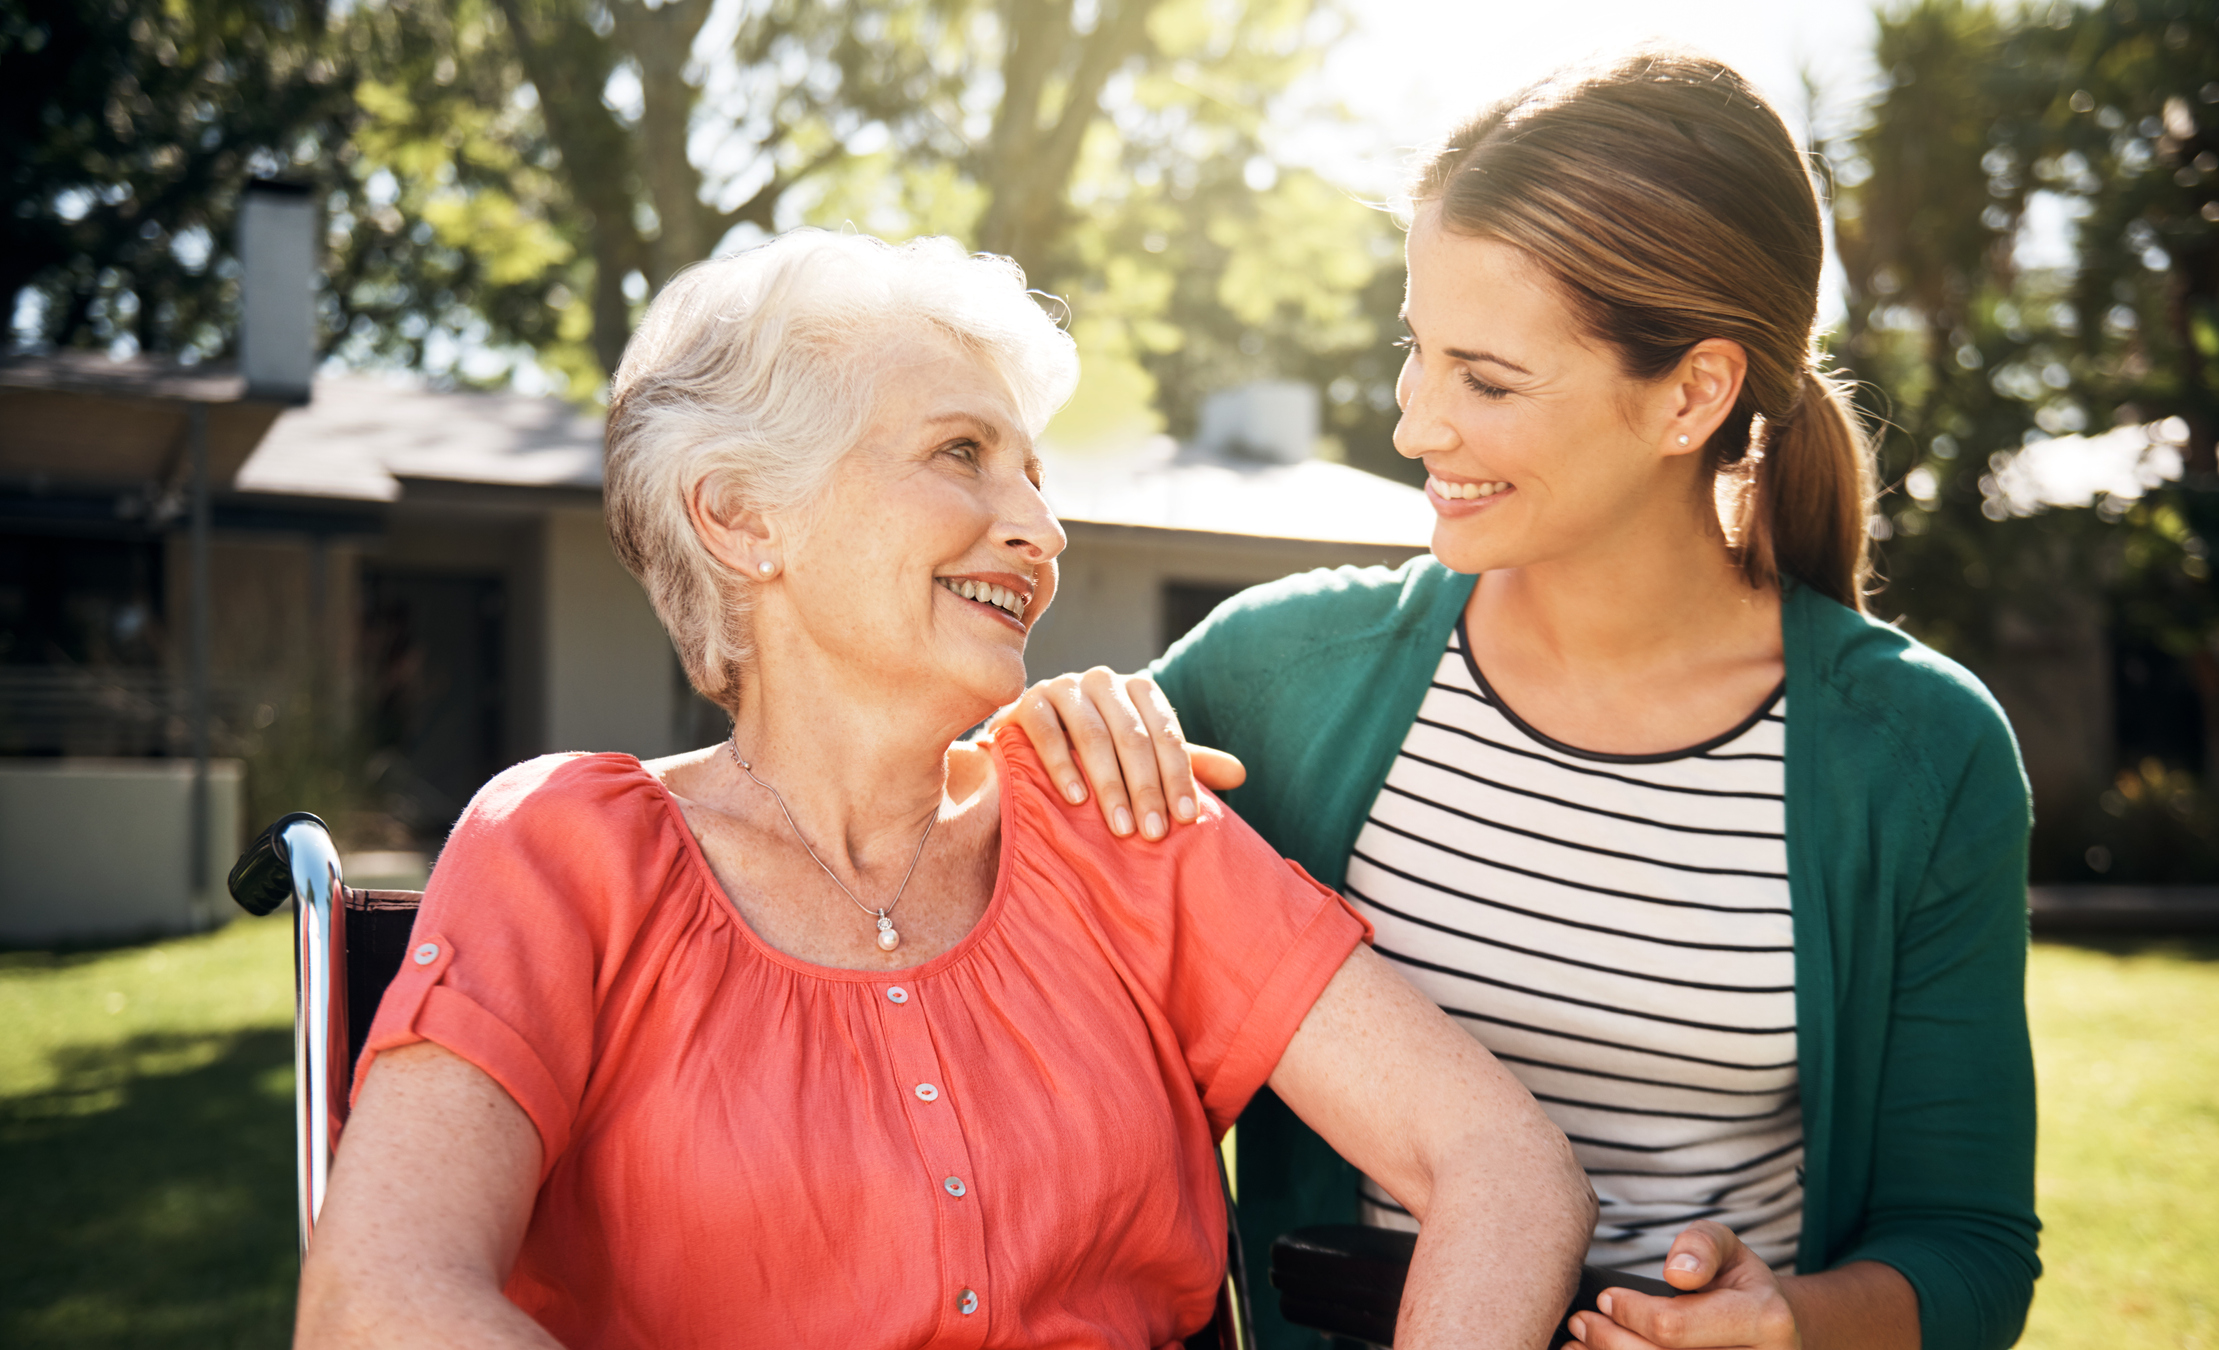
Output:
[{"xmin": 1412, "ymin": 53, "xmax": 1874, "ymax": 610}]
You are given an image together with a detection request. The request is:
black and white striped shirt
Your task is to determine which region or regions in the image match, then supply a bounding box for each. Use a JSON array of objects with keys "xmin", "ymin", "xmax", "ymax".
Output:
[{"xmin": 1346, "ymin": 621, "xmax": 1801, "ymax": 1275}]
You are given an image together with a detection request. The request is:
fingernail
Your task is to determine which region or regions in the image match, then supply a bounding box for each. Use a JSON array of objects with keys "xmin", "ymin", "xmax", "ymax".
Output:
[
  {"xmin": 1670, "ymin": 1253, "xmax": 1702, "ymax": 1273},
  {"xmin": 1064, "ymin": 781, "xmax": 1086, "ymax": 804},
  {"xmin": 1144, "ymin": 811, "xmax": 1165, "ymax": 839},
  {"xmin": 1113, "ymin": 807, "xmax": 1133, "ymax": 835},
  {"xmin": 1596, "ymin": 1292, "xmax": 1612, "ymax": 1317},
  {"xmin": 1176, "ymin": 795, "xmax": 1196, "ymax": 820},
  {"xmin": 1569, "ymin": 1316, "xmax": 1586, "ymax": 1342}
]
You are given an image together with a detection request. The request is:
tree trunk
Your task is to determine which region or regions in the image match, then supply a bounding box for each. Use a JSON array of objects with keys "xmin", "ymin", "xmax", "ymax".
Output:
[
  {"xmin": 619, "ymin": 0, "xmax": 714, "ymax": 284},
  {"xmin": 975, "ymin": 0, "xmax": 1163, "ymax": 284},
  {"xmin": 493, "ymin": 0, "xmax": 647, "ymax": 377}
]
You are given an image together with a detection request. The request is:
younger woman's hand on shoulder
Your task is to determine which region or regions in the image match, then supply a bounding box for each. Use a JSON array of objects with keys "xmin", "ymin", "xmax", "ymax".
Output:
[
  {"xmin": 1566, "ymin": 1222, "xmax": 1799, "ymax": 1350},
  {"xmin": 990, "ymin": 669, "xmax": 1245, "ymax": 840}
]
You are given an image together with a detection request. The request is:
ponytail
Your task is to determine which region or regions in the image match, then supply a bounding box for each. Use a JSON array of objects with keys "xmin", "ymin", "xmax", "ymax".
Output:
[{"xmin": 1735, "ymin": 368, "xmax": 1875, "ymax": 612}]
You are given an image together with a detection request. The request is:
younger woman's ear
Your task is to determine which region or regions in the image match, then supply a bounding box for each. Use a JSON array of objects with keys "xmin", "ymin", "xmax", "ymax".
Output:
[{"xmin": 1663, "ymin": 338, "xmax": 1748, "ymax": 455}]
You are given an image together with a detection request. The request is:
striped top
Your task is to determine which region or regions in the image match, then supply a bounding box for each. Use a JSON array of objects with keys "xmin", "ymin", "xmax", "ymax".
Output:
[{"xmin": 1344, "ymin": 621, "xmax": 1802, "ymax": 1276}]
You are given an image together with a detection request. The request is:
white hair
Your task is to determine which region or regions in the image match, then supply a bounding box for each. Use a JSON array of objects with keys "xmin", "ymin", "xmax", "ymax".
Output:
[{"xmin": 604, "ymin": 230, "xmax": 1079, "ymax": 711}]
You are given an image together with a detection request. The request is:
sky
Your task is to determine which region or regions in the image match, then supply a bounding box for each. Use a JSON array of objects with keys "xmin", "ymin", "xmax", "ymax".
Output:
[
  {"xmin": 1281, "ymin": 0, "xmax": 1887, "ymax": 196},
  {"xmin": 1269, "ymin": 0, "xmax": 1892, "ymax": 329}
]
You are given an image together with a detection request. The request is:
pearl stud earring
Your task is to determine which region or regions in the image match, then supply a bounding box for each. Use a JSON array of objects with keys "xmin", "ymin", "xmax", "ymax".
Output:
[
  {"xmin": 757, "ymin": 559, "xmax": 776, "ymax": 577},
  {"xmin": 1676, "ymin": 434, "xmax": 1691, "ymax": 446}
]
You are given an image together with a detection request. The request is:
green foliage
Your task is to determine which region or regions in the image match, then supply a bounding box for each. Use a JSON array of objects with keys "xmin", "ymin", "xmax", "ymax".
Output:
[
  {"xmin": 1834, "ymin": 0, "xmax": 2219, "ymax": 878},
  {"xmin": 319, "ymin": 0, "xmax": 596, "ymax": 389},
  {"xmin": 7, "ymin": 0, "xmax": 1400, "ymax": 442},
  {"xmin": 1, "ymin": 0, "xmax": 355, "ymax": 358}
]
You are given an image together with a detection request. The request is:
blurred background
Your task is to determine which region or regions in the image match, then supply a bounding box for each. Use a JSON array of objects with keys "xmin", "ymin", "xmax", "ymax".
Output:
[{"xmin": 1, "ymin": 0, "xmax": 2214, "ymax": 1346}]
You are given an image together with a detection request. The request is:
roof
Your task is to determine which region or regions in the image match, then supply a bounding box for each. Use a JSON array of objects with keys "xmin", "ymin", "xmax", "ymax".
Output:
[
  {"xmin": 1040, "ymin": 435, "xmax": 1432, "ymax": 547},
  {"xmin": 235, "ymin": 374, "xmax": 604, "ymax": 502},
  {"xmin": 0, "ymin": 351, "xmax": 286, "ymax": 490},
  {"xmin": 231, "ymin": 375, "xmax": 1431, "ymax": 547}
]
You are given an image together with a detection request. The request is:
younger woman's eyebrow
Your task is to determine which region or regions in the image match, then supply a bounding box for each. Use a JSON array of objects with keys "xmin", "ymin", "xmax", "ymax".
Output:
[
  {"xmin": 1443, "ymin": 346, "xmax": 1533, "ymax": 376},
  {"xmin": 1398, "ymin": 309, "xmax": 1534, "ymax": 376}
]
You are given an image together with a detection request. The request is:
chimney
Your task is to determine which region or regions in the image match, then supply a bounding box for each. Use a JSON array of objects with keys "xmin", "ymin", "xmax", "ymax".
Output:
[
  {"xmin": 237, "ymin": 179, "xmax": 316, "ymax": 404},
  {"xmin": 1195, "ymin": 381, "xmax": 1320, "ymax": 465}
]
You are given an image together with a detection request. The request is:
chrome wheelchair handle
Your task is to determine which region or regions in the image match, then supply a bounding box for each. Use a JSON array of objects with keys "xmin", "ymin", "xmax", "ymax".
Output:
[{"xmin": 280, "ymin": 817, "xmax": 348, "ymax": 1256}]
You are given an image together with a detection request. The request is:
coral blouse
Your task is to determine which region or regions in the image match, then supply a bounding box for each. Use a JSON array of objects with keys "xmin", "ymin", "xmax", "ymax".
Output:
[{"xmin": 355, "ymin": 728, "xmax": 1368, "ymax": 1350}]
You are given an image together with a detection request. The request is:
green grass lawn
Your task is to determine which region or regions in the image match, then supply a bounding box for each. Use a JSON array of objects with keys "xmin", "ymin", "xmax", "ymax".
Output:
[
  {"xmin": 1, "ymin": 921, "xmax": 2212, "ymax": 1347},
  {"xmin": 2021, "ymin": 938, "xmax": 2219, "ymax": 1349},
  {"xmin": 0, "ymin": 915, "xmax": 296, "ymax": 1349}
]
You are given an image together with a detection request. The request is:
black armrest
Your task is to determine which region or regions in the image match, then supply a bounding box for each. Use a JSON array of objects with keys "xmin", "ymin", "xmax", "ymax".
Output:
[
  {"xmin": 226, "ymin": 812, "xmax": 330, "ymax": 916},
  {"xmin": 1271, "ymin": 1225, "xmax": 1681, "ymax": 1348}
]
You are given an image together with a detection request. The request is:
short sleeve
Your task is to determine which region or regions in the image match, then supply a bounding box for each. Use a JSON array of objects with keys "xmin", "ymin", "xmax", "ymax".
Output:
[
  {"xmin": 995, "ymin": 728, "xmax": 1371, "ymax": 1134},
  {"xmin": 351, "ymin": 754, "xmax": 676, "ymax": 1177}
]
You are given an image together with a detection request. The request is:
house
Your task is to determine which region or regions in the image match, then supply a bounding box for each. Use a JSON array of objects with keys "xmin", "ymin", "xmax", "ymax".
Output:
[{"xmin": 1, "ymin": 359, "xmax": 1428, "ymax": 942}]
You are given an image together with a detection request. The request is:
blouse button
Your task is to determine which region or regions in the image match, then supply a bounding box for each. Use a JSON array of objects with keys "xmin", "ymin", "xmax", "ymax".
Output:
[
  {"xmin": 412, "ymin": 943, "xmax": 439, "ymax": 965},
  {"xmin": 885, "ymin": 986, "xmax": 909, "ymax": 1004},
  {"xmin": 943, "ymin": 1175, "xmax": 967, "ymax": 1198},
  {"xmin": 914, "ymin": 1083, "xmax": 939, "ymax": 1102},
  {"xmin": 958, "ymin": 1288, "xmax": 979, "ymax": 1316}
]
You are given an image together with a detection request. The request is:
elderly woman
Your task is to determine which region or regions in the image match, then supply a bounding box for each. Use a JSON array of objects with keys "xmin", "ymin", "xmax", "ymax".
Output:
[{"xmin": 294, "ymin": 231, "xmax": 1594, "ymax": 1350}]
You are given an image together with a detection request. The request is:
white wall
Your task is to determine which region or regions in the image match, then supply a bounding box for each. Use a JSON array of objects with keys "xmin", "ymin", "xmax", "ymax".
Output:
[
  {"xmin": 1024, "ymin": 523, "xmax": 1425, "ymax": 680},
  {"xmin": 0, "ymin": 758, "xmax": 242, "ymax": 944},
  {"xmin": 540, "ymin": 507, "xmax": 679, "ymax": 758}
]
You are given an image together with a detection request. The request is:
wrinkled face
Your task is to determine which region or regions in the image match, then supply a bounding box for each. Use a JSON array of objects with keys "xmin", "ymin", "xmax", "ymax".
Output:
[
  {"xmin": 773, "ymin": 335, "xmax": 1065, "ymax": 720},
  {"xmin": 1395, "ymin": 208, "xmax": 1676, "ymax": 574}
]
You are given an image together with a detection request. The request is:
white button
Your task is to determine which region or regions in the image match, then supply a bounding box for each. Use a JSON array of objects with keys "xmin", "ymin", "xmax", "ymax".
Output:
[
  {"xmin": 886, "ymin": 986, "xmax": 909, "ymax": 1004},
  {"xmin": 958, "ymin": 1288, "xmax": 979, "ymax": 1316},
  {"xmin": 413, "ymin": 943, "xmax": 439, "ymax": 965},
  {"xmin": 943, "ymin": 1175, "xmax": 966, "ymax": 1198},
  {"xmin": 914, "ymin": 1083, "xmax": 939, "ymax": 1102}
]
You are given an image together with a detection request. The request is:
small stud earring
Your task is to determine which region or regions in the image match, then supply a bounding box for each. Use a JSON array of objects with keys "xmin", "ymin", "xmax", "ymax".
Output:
[
  {"xmin": 1676, "ymin": 434, "xmax": 1691, "ymax": 447},
  {"xmin": 756, "ymin": 559, "xmax": 776, "ymax": 577}
]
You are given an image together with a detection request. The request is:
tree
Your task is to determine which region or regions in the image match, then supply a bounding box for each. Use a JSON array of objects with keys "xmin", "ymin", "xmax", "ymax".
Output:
[
  {"xmin": 1832, "ymin": 0, "xmax": 2219, "ymax": 880},
  {"xmin": 326, "ymin": 0, "xmax": 1400, "ymax": 447},
  {"xmin": 7, "ymin": 0, "xmax": 1400, "ymax": 464},
  {"xmin": 1, "ymin": 0, "xmax": 353, "ymax": 358}
]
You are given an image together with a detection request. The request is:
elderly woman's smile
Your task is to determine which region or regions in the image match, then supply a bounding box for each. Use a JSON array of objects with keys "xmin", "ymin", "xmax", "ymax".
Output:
[{"xmin": 933, "ymin": 573, "xmax": 1033, "ymax": 625}]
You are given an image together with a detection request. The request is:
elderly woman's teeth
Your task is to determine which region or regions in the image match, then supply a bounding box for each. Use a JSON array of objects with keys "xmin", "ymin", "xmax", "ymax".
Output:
[
  {"xmin": 1429, "ymin": 476, "xmax": 1512, "ymax": 501},
  {"xmin": 938, "ymin": 577, "xmax": 1024, "ymax": 618}
]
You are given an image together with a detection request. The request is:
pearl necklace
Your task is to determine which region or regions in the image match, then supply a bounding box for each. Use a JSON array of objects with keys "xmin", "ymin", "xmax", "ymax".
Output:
[{"xmin": 727, "ymin": 739, "xmax": 937, "ymax": 953}]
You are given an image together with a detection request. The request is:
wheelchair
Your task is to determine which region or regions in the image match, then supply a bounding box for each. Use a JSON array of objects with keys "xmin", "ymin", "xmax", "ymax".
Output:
[{"xmin": 229, "ymin": 813, "xmax": 1671, "ymax": 1349}]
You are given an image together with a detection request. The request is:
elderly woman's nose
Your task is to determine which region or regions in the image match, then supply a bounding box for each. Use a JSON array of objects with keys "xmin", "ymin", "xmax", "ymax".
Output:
[{"xmin": 999, "ymin": 487, "xmax": 1067, "ymax": 560}]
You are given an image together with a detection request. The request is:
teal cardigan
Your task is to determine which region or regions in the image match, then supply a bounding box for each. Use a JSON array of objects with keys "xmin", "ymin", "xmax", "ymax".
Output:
[{"xmin": 1152, "ymin": 556, "xmax": 2040, "ymax": 1350}]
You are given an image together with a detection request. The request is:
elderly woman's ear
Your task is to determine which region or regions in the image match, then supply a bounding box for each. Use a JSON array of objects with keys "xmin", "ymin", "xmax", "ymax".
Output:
[{"xmin": 687, "ymin": 477, "xmax": 781, "ymax": 581}]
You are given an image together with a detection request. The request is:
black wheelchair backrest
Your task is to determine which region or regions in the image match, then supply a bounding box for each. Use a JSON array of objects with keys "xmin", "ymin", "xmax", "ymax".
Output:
[{"xmin": 1270, "ymin": 1224, "xmax": 1682, "ymax": 1348}]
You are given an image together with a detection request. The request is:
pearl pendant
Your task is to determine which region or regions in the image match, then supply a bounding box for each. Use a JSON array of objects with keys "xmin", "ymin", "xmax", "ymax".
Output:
[{"xmin": 876, "ymin": 913, "xmax": 900, "ymax": 952}]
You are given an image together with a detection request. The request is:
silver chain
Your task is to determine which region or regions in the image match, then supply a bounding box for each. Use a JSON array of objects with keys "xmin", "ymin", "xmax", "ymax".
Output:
[{"xmin": 727, "ymin": 737, "xmax": 937, "ymax": 926}]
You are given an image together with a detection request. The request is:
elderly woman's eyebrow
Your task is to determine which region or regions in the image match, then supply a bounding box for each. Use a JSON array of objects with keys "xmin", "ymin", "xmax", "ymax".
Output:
[{"xmin": 915, "ymin": 410, "xmax": 1008, "ymax": 445}]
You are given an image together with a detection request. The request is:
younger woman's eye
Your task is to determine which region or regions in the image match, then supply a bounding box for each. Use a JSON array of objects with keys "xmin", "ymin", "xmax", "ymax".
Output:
[{"xmin": 1459, "ymin": 370, "xmax": 1512, "ymax": 400}]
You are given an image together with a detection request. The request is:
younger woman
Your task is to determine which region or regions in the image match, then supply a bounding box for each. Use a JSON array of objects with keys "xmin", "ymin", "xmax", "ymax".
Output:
[{"xmin": 1010, "ymin": 54, "xmax": 2039, "ymax": 1350}]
